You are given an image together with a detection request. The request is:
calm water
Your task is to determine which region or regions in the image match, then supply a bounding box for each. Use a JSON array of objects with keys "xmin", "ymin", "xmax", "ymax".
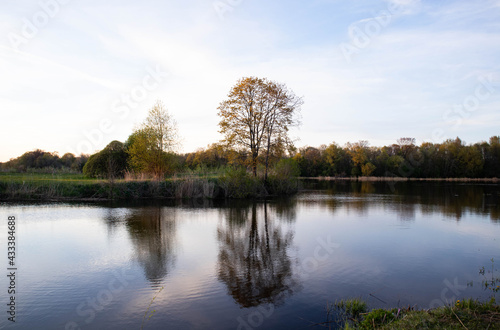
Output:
[{"xmin": 0, "ymin": 181, "xmax": 499, "ymax": 329}]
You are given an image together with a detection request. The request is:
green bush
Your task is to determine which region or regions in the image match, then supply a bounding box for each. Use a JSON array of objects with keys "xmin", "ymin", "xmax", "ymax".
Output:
[
  {"xmin": 219, "ymin": 167, "xmax": 265, "ymax": 198},
  {"xmin": 83, "ymin": 141, "xmax": 128, "ymax": 178},
  {"xmin": 266, "ymin": 158, "xmax": 300, "ymax": 195}
]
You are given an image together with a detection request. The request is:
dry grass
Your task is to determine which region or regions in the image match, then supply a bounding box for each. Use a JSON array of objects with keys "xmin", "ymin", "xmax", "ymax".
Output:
[
  {"xmin": 173, "ymin": 175, "xmax": 217, "ymax": 199},
  {"xmin": 123, "ymin": 171, "xmax": 156, "ymax": 181}
]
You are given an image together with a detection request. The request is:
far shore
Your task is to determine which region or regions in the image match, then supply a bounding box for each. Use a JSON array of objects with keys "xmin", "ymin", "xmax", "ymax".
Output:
[{"xmin": 302, "ymin": 176, "xmax": 500, "ymax": 182}]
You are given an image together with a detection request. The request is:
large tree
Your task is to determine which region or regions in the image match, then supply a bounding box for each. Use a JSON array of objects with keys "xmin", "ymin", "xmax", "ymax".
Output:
[
  {"xmin": 217, "ymin": 77, "xmax": 302, "ymax": 177},
  {"xmin": 127, "ymin": 100, "xmax": 179, "ymax": 179}
]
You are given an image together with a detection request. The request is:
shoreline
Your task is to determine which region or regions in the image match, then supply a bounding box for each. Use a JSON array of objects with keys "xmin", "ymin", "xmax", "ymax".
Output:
[
  {"xmin": 331, "ymin": 297, "xmax": 499, "ymax": 329},
  {"xmin": 302, "ymin": 176, "xmax": 500, "ymax": 182},
  {"xmin": 0, "ymin": 176, "xmax": 299, "ymax": 202},
  {"xmin": 1, "ymin": 174, "xmax": 499, "ymax": 202}
]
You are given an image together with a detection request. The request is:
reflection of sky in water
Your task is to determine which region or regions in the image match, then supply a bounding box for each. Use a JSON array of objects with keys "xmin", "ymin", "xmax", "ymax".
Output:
[{"xmin": 0, "ymin": 182, "xmax": 499, "ymax": 329}]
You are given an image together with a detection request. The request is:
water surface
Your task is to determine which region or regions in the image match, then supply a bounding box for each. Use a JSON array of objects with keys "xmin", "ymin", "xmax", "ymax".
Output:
[{"xmin": 1, "ymin": 181, "xmax": 499, "ymax": 329}]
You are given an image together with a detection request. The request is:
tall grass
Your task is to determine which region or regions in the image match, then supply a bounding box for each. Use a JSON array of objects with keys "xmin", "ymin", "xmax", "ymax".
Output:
[
  {"xmin": 173, "ymin": 176, "xmax": 218, "ymax": 199},
  {"xmin": 0, "ymin": 168, "xmax": 300, "ymax": 201},
  {"xmin": 218, "ymin": 167, "xmax": 267, "ymax": 198},
  {"xmin": 0, "ymin": 180, "xmax": 106, "ymax": 200}
]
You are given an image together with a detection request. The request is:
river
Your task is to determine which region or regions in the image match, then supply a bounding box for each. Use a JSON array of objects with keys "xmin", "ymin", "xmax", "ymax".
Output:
[{"xmin": 0, "ymin": 181, "xmax": 499, "ymax": 329}]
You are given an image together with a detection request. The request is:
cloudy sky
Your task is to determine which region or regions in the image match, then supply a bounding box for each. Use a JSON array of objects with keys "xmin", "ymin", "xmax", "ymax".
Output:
[{"xmin": 1, "ymin": 0, "xmax": 499, "ymax": 161}]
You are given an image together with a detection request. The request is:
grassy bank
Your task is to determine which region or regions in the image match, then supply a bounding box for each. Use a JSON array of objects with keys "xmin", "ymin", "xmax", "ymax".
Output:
[
  {"xmin": 329, "ymin": 298, "xmax": 499, "ymax": 329},
  {"xmin": 0, "ymin": 170, "xmax": 299, "ymax": 201}
]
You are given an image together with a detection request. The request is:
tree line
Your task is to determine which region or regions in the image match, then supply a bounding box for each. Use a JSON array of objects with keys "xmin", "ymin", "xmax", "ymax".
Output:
[
  {"xmin": 2, "ymin": 135, "xmax": 499, "ymax": 180},
  {"xmin": 0, "ymin": 149, "xmax": 89, "ymax": 173},
  {"xmin": 292, "ymin": 136, "xmax": 500, "ymax": 178},
  {"xmin": 1, "ymin": 76, "xmax": 499, "ymax": 179}
]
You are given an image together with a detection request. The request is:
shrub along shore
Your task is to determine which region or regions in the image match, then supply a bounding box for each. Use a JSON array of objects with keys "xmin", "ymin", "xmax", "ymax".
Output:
[
  {"xmin": 0, "ymin": 170, "xmax": 299, "ymax": 201},
  {"xmin": 330, "ymin": 297, "xmax": 499, "ymax": 329}
]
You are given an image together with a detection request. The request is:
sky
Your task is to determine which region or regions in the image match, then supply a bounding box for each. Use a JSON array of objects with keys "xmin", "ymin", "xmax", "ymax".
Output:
[{"xmin": 1, "ymin": 0, "xmax": 499, "ymax": 162}]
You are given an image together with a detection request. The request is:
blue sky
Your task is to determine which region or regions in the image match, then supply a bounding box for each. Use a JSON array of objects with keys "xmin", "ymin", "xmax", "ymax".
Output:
[{"xmin": 1, "ymin": 0, "xmax": 499, "ymax": 161}]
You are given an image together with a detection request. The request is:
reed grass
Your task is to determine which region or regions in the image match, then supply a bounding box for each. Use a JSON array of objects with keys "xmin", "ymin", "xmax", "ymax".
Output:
[{"xmin": 0, "ymin": 170, "xmax": 298, "ymax": 201}]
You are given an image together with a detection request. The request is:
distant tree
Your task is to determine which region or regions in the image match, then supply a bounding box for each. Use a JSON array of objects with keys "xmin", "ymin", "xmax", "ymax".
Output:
[
  {"xmin": 361, "ymin": 162, "xmax": 376, "ymax": 176},
  {"xmin": 457, "ymin": 145, "xmax": 484, "ymax": 178},
  {"xmin": 61, "ymin": 153, "xmax": 76, "ymax": 168},
  {"xmin": 293, "ymin": 146, "xmax": 325, "ymax": 177},
  {"xmin": 71, "ymin": 154, "xmax": 90, "ymax": 172},
  {"xmin": 483, "ymin": 136, "xmax": 500, "ymax": 177},
  {"xmin": 217, "ymin": 77, "xmax": 302, "ymax": 177},
  {"xmin": 397, "ymin": 137, "xmax": 416, "ymax": 158},
  {"xmin": 324, "ymin": 142, "xmax": 350, "ymax": 176},
  {"xmin": 6, "ymin": 150, "xmax": 89, "ymax": 173},
  {"xmin": 82, "ymin": 141, "xmax": 128, "ymax": 178},
  {"xmin": 5, "ymin": 149, "xmax": 64, "ymax": 172},
  {"xmin": 440, "ymin": 137, "xmax": 464, "ymax": 177},
  {"xmin": 387, "ymin": 155, "xmax": 405, "ymax": 175},
  {"xmin": 419, "ymin": 142, "xmax": 439, "ymax": 177},
  {"xmin": 185, "ymin": 143, "xmax": 230, "ymax": 170},
  {"xmin": 127, "ymin": 100, "xmax": 179, "ymax": 179},
  {"xmin": 346, "ymin": 141, "xmax": 371, "ymax": 177}
]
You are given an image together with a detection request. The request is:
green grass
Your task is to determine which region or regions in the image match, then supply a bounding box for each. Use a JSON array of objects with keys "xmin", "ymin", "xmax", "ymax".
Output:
[
  {"xmin": 0, "ymin": 173, "xmax": 107, "ymax": 200},
  {"xmin": 332, "ymin": 298, "xmax": 500, "ymax": 329},
  {"xmin": 0, "ymin": 172, "xmax": 99, "ymax": 183},
  {"xmin": 336, "ymin": 298, "xmax": 369, "ymax": 318}
]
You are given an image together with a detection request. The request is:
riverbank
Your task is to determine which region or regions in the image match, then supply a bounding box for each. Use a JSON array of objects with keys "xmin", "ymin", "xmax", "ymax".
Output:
[
  {"xmin": 303, "ymin": 176, "xmax": 500, "ymax": 182},
  {"xmin": 0, "ymin": 172, "xmax": 299, "ymax": 201},
  {"xmin": 332, "ymin": 297, "xmax": 499, "ymax": 329},
  {"xmin": 2, "ymin": 172, "xmax": 499, "ymax": 201}
]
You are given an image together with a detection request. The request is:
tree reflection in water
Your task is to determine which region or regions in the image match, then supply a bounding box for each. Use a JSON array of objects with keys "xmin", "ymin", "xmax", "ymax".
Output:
[
  {"xmin": 217, "ymin": 202, "xmax": 299, "ymax": 308},
  {"xmin": 125, "ymin": 206, "xmax": 177, "ymax": 285},
  {"xmin": 303, "ymin": 180, "xmax": 500, "ymax": 221}
]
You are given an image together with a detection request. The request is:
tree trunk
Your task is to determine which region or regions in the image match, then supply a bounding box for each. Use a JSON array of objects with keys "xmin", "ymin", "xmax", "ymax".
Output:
[
  {"xmin": 252, "ymin": 157, "xmax": 257, "ymax": 176},
  {"xmin": 264, "ymin": 135, "xmax": 271, "ymax": 182},
  {"xmin": 251, "ymin": 149, "xmax": 258, "ymax": 176}
]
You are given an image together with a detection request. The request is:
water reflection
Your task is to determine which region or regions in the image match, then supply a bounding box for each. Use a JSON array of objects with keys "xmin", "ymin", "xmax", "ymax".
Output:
[
  {"xmin": 102, "ymin": 208, "xmax": 131, "ymax": 237},
  {"xmin": 125, "ymin": 206, "xmax": 177, "ymax": 285},
  {"xmin": 394, "ymin": 201, "xmax": 417, "ymax": 221},
  {"xmin": 1, "ymin": 183, "xmax": 498, "ymax": 330},
  {"xmin": 217, "ymin": 202, "xmax": 299, "ymax": 308},
  {"xmin": 302, "ymin": 180, "xmax": 500, "ymax": 221}
]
